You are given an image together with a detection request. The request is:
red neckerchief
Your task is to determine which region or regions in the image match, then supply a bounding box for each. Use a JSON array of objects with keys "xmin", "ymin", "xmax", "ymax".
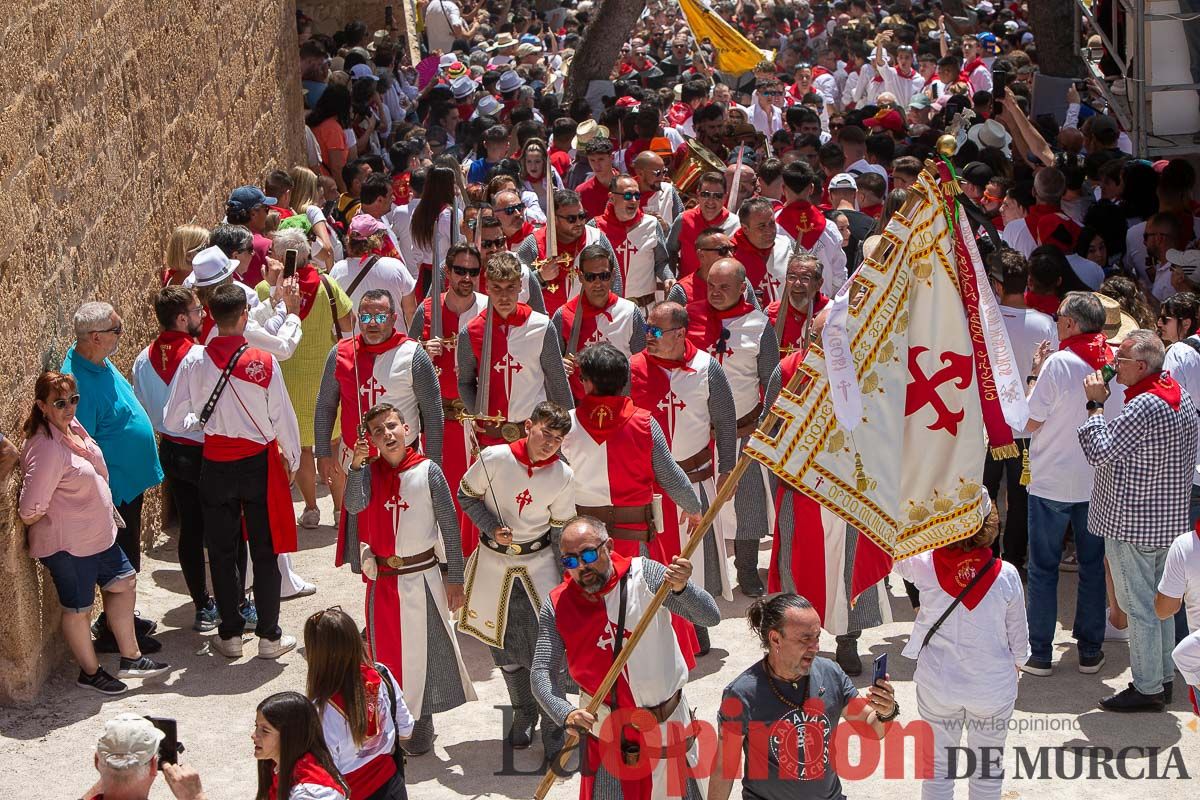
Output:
[
  {"xmin": 362, "ymin": 446, "xmax": 429, "ymax": 550},
  {"xmin": 959, "ymin": 57, "xmax": 987, "ymax": 83},
  {"xmin": 686, "ymin": 297, "xmax": 755, "ymax": 355},
  {"xmin": 769, "ymin": 293, "xmax": 829, "ymax": 353},
  {"xmin": 667, "ymin": 102, "xmax": 694, "ymax": 127},
  {"xmin": 637, "ymin": 188, "xmax": 657, "ymax": 210},
  {"xmin": 206, "ymin": 334, "xmax": 249, "ymax": 369},
  {"xmin": 1024, "ymin": 290, "xmax": 1059, "ymax": 316},
  {"xmin": 576, "ymin": 395, "xmax": 636, "ymax": 444},
  {"xmin": 859, "ymin": 202, "xmax": 883, "ymax": 220},
  {"xmin": 359, "ymin": 330, "xmax": 407, "ymax": 355},
  {"xmin": 269, "ymin": 752, "xmax": 345, "ymax": 800},
  {"xmin": 506, "ymin": 219, "xmax": 536, "ymax": 250},
  {"xmin": 149, "ymin": 329, "xmax": 195, "ymax": 385},
  {"xmin": 509, "ymin": 436, "xmax": 559, "ymax": 476},
  {"xmin": 328, "ymin": 664, "xmax": 382, "ymax": 738},
  {"xmin": 731, "ymin": 227, "xmax": 775, "ymax": 294},
  {"xmin": 391, "ymin": 172, "xmax": 412, "ymax": 205},
  {"xmin": 1124, "ymin": 371, "xmax": 1183, "ymax": 410},
  {"xmin": 811, "ymin": 65, "xmax": 831, "ymax": 78},
  {"xmin": 1059, "ymin": 332, "xmax": 1114, "ymax": 370},
  {"xmin": 467, "ymin": 303, "xmax": 534, "ymax": 416},
  {"xmin": 371, "ymin": 236, "xmax": 401, "ymax": 260},
  {"xmin": 896, "ymin": 66, "xmax": 915, "ymax": 79},
  {"xmin": 643, "ymin": 340, "xmax": 698, "ymax": 373},
  {"xmin": 269, "ymin": 205, "xmax": 295, "ymax": 219},
  {"xmin": 199, "ymin": 309, "xmax": 217, "ymax": 343},
  {"xmin": 296, "ymin": 264, "xmax": 323, "ymax": 320},
  {"xmin": 776, "ymin": 199, "xmax": 827, "ymax": 248},
  {"xmin": 597, "ymin": 205, "xmax": 645, "ymax": 286},
  {"xmin": 932, "ymin": 545, "xmax": 1001, "ymax": 610}
]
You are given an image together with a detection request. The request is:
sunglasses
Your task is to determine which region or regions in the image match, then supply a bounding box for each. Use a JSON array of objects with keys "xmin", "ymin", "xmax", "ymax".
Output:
[
  {"xmin": 97, "ymin": 325, "xmax": 124, "ymax": 336},
  {"xmin": 649, "ymin": 168, "xmax": 668, "ymax": 177},
  {"xmin": 557, "ymin": 212, "xmax": 588, "ymax": 223},
  {"xmin": 581, "ymin": 270, "xmax": 612, "ymax": 282},
  {"xmin": 645, "ymin": 324, "xmax": 683, "ymax": 338},
  {"xmin": 700, "ymin": 245, "xmax": 735, "ymax": 256},
  {"xmin": 762, "ymin": 90, "xmax": 783, "ymax": 97},
  {"xmin": 52, "ymin": 393, "xmax": 81, "ymax": 410},
  {"xmin": 612, "ymin": 190, "xmax": 639, "ymax": 201},
  {"xmin": 561, "ymin": 539, "xmax": 609, "ymax": 569},
  {"xmin": 480, "ymin": 237, "xmax": 507, "ymax": 249},
  {"xmin": 359, "ymin": 312, "xmax": 392, "ymax": 324},
  {"xmin": 498, "ymin": 203, "xmax": 525, "ymax": 215},
  {"xmin": 451, "ymin": 265, "xmax": 483, "ymax": 277},
  {"xmin": 699, "ymin": 190, "xmax": 725, "ymax": 200}
]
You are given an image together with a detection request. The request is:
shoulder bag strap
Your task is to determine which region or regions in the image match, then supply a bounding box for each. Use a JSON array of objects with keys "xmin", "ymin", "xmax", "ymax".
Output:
[
  {"xmin": 345, "ymin": 255, "xmax": 382, "ymax": 298},
  {"xmin": 919, "ymin": 556, "xmax": 997, "ymax": 653},
  {"xmin": 198, "ymin": 343, "xmax": 250, "ymax": 427},
  {"xmin": 375, "ymin": 663, "xmax": 407, "ymax": 770},
  {"xmin": 320, "ymin": 274, "xmax": 344, "ymax": 339},
  {"xmin": 607, "ymin": 571, "xmax": 631, "ymax": 711}
]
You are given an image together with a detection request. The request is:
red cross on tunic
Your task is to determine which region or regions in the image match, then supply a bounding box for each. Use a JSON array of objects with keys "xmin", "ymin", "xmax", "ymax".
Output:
[
  {"xmin": 656, "ymin": 390, "xmax": 687, "ymax": 437},
  {"xmin": 758, "ymin": 271, "xmax": 781, "ymax": 303},
  {"xmin": 515, "ymin": 488, "xmax": 533, "ymax": 514},
  {"xmin": 360, "ymin": 375, "xmax": 386, "ymax": 408},
  {"xmin": 493, "ymin": 353, "xmax": 524, "ymax": 404},
  {"xmin": 614, "ymin": 238, "xmax": 639, "ymax": 285},
  {"xmin": 384, "ymin": 495, "xmax": 410, "ymax": 531}
]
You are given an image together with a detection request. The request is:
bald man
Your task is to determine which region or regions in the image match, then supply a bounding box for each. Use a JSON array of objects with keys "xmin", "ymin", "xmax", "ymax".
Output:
[{"xmin": 633, "ymin": 150, "xmax": 684, "ymax": 229}]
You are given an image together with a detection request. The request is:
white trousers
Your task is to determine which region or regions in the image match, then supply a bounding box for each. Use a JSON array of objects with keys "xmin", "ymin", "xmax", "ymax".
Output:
[{"xmin": 915, "ymin": 682, "xmax": 1015, "ymax": 800}]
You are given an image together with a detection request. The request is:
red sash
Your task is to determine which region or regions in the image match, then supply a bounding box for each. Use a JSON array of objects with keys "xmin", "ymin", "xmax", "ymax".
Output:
[
  {"xmin": 1059, "ymin": 332, "xmax": 1114, "ymax": 370},
  {"xmin": 932, "ymin": 545, "xmax": 1001, "ymax": 610},
  {"xmin": 595, "ymin": 206, "xmax": 645, "ymax": 290},
  {"xmin": 1123, "ymin": 371, "xmax": 1183, "ymax": 410},
  {"xmin": 731, "ymin": 228, "xmax": 777, "ymax": 301},
  {"xmin": 466, "ymin": 303, "xmax": 534, "ymax": 417},
  {"xmin": 296, "ymin": 264, "xmax": 323, "ymax": 321},
  {"xmin": 149, "ymin": 330, "xmax": 195, "ymax": 385},
  {"xmin": 676, "ymin": 207, "xmax": 730, "ymax": 278},
  {"xmin": 775, "ymin": 199, "xmax": 827, "ymax": 248},
  {"xmin": 333, "ymin": 331, "xmax": 409, "ymax": 445},
  {"xmin": 767, "ymin": 293, "xmax": 829, "ymax": 354}
]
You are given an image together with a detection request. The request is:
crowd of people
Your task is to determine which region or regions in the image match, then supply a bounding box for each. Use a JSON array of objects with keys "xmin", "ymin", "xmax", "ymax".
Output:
[{"xmin": 8, "ymin": 1, "xmax": 1200, "ymax": 799}]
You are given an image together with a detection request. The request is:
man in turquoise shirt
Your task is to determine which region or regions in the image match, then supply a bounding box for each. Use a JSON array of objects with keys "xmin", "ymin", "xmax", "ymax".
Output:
[{"xmin": 63, "ymin": 301, "xmax": 164, "ymax": 651}]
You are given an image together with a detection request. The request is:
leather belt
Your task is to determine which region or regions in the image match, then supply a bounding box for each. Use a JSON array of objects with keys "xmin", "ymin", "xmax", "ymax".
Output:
[
  {"xmin": 443, "ymin": 398, "xmax": 466, "ymax": 421},
  {"xmin": 479, "ymin": 528, "xmax": 554, "ymax": 556},
  {"xmin": 477, "ymin": 418, "xmax": 525, "ymax": 442},
  {"xmin": 630, "ymin": 292, "xmax": 656, "ymax": 309},
  {"xmin": 676, "ymin": 447, "xmax": 713, "ymax": 483},
  {"xmin": 576, "ymin": 504, "xmax": 654, "ymax": 541},
  {"xmin": 375, "ymin": 547, "xmax": 438, "ymax": 577},
  {"xmin": 643, "ymin": 688, "xmax": 683, "ymax": 723},
  {"xmin": 736, "ymin": 403, "xmax": 764, "ymax": 438}
]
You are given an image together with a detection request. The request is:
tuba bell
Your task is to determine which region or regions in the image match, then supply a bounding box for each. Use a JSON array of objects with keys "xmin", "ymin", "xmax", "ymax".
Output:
[{"xmin": 673, "ymin": 138, "xmax": 727, "ymax": 196}]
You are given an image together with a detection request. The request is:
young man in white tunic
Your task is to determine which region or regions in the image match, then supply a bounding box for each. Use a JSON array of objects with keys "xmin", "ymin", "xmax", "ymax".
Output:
[
  {"xmin": 593, "ymin": 174, "xmax": 670, "ymax": 308},
  {"xmin": 458, "ymin": 401, "xmax": 577, "ymax": 755}
]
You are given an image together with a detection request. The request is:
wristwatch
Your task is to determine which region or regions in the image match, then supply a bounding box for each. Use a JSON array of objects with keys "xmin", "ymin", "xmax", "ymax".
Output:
[
  {"xmin": 877, "ymin": 700, "xmax": 900, "ymax": 722},
  {"xmin": 1086, "ymin": 400, "xmax": 1105, "ymax": 411}
]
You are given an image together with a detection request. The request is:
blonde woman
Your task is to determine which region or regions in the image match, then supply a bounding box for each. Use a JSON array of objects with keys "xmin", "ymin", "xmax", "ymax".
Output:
[
  {"xmin": 162, "ymin": 224, "xmax": 210, "ymax": 286},
  {"xmin": 290, "ymin": 166, "xmax": 342, "ymax": 265}
]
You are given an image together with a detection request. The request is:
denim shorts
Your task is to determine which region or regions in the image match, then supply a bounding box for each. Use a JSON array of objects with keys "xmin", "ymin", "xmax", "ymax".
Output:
[{"xmin": 39, "ymin": 542, "xmax": 135, "ymax": 613}]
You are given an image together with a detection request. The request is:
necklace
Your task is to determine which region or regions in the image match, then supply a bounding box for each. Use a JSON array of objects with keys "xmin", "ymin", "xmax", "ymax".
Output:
[{"xmin": 762, "ymin": 656, "xmax": 808, "ymax": 708}]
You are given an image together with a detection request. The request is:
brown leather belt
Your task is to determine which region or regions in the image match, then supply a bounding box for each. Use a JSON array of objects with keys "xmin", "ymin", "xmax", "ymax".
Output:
[
  {"xmin": 443, "ymin": 398, "xmax": 466, "ymax": 421},
  {"xmin": 576, "ymin": 504, "xmax": 654, "ymax": 542},
  {"xmin": 643, "ymin": 688, "xmax": 683, "ymax": 723},
  {"xmin": 375, "ymin": 547, "xmax": 438, "ymax": 576},
  {"xmin": 736, "ymin": 403, "xmax": 764, "ymax": 438},
  {"xmin": 477, "ymin": 418, "xmax": 525, "ymax": 442},
  {"xmin": 676, "ymin": 447, "xmax": 713, "ymax": 483},
  {"xmin": 479, "ymin": 528, "xmax": 554, "ymax": 556},
  {"xmin": 630, "ymin": 292, "xmax": 656, "ymax": 309}
]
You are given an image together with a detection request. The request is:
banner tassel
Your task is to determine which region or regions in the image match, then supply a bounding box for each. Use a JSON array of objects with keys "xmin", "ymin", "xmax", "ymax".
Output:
[
  {"xmin": 1019, "ymin": 445, "xmax": 1032, "ymax": 486},
  {"xmin": 990, "ymin": 442, "xmax": 1020, "ymax": 460}
]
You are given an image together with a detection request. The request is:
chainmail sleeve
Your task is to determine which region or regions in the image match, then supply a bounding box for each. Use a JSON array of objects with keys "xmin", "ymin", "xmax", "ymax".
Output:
[
  {"xmin": 757, "ymin": 323, "xmax": 781, "ymax": 392},
  {"xmin": 708, "ymin": 360, "xmax": 738, "ymax": 473},
  {"xmin": 458, "ymin": 488, "xmax": 503, "ymax": 536},
  {"xmin": 666, "ymin": 282, "xmax": 688, "ymax": 306},
  {"xmin": 345, "ymin": 465, "xmax": 371, "ymax": 514},
  {"xmin": 650, "ymin": 418, "xmax": 701, "ymax": 513},
  {"xmin": 428, "ymin": 463, "xmax": 464, "ymax": 583},
  {"xmin": 629, "ymin": 306, "xmax": 647, "ymax": 354},
  {"xmin": 408, "ymin": 303, "xmax": 426, "ymax": 338},
  {"xmin": 532, "ymin": 602, "xmax": 578, "ymax": 726},
  {"xmin": 653, "ymin": 229, "xmax": 671, "ymax": 283},
  {"xmin": 640, "ymin": 557, "xmax": 721, "ymax": 626},
  {"xmin": 525, "ymin": 270, "xmax": 547, "ymax": 314},
  {"xmin": 411, "ymin": 346, "xmax": 445, "ymax": 463},
  {"xmin": 456, "ymin": 329, "xmax": 478, "ymax": 412},
  {"xmin": 541, "ymin": 323, "xmax": 575, "ymax": 410},
  {"xmin": 763, "ymin": 363, "xmax": 782, "ymax": 413},
  {"xmin": 515, "ymin": 235, "xmax": 539, "ymax": 267},
  {"xmin": 314, "ymin": 346, "xmax": 341, "ymax": 459}
]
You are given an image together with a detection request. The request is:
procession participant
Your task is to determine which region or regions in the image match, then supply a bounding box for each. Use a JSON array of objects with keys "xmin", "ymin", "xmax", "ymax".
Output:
[
  {"xmin": 458, "ymin": 402, "xmax": 576, "ymax": 754},
  {"xmin": 344, "ymin": 403, "xmax": 476, "ymax": 754},
  {"xmin": 131, "ymin": 287, "xmax": 215, "ymax": 631},
  {"xmin": 630, "ymin": 302, "xmax": 738, "ymax": 654},
  {"xmin": 515, "ymin": 189, "xmax": 621, "ymax": 317},
  {"xmin": 631, "ymin": 150, "xmax": 684, "ymax": 228},
  {"xmin": 531, "ymin": 516, "xmax": 721, "ymax": 800},
  {"xmin": 576, "ymin": 138, "xmax": 620, "ymax": 220},
  {"xmin": 457, "ymin": 253, "xmax": 574, "ymax": 446},
  {"xmin": 408, "ymin": 244, "xmax": 489, "ymax": 557},
  {"xmin": 667, "ymin": 229, "xmax": 760, "ymax": 309},
  {"xmin": 474, "ymin": 213, "xmax": 548, "ymax": 313},
  {"xmin": 765, "ymin": 252, "xmax": 829, "ymax": 357},
  {"xmin": 163, "ymin": 284, "xmax": 302, "ymax": 660},
  {"xmin": 668, "ymin": 172, "xmax": 741, "ymax": 281},
  {"xmin": 494, "ymin": 188, "xmax": 537, "ymax": 251},
  {"xmin": 686, "ymin": 259, "xmax": 779, "ymax": 597},
  {"xmin": 552, "ymin": 244, "xmax": 647, "ymax": 403},
  {"xmin": 594, "ymin": 174, "xmax": 669, "ymax": 309},
  {"xmin": 314, "ymin": 289, "xmax": 444, "ymax": 566},
  {"xmin": 774, "ymin": 162, "xmax": 848, "ymax": 295},
  {"xmin": 728, "ymin": 198, "xmax": 796, "ymax": 307}
]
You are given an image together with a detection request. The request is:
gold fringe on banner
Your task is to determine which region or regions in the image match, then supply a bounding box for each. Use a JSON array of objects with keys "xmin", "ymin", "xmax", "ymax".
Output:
[{"xmin": 990, "ymin": 442, "xmax": 1020, "ymax": 461}]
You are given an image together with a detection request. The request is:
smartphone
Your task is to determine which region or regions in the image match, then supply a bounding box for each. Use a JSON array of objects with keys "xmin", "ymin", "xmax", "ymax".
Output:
[
  {"xmin": 992, "ymin": 67, "xmax": 1008, "ymax": 99},
  {"xmin": 146, "ymin": 716, "xmax": 182, "ymax": 765},
  {"xmin": 873, "ymin": 653, "xmax": 888, "ymax": 687},
  {"xmin": 385, "ymin": 5, "xmax": 394, "ymax": 27},
  {"xmin": 283, "ymin": 248, "xmax": 298, "ymax": 279}
]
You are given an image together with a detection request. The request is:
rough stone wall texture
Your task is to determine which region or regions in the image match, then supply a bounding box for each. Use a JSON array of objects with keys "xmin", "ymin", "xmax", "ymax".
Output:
[
  {"xmin": 305, "ymin": 0, "xmax": 391, "ymax": 33},
  {"xmin": 0, "ymin": 0, "xmax": 306, "ymax": 705}
]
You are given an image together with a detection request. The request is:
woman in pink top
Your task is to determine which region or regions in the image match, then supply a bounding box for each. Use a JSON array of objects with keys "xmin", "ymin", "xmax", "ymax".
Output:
[{"xmin": 19, "ymin": 371, "xmax": 169, "ymax": 695}]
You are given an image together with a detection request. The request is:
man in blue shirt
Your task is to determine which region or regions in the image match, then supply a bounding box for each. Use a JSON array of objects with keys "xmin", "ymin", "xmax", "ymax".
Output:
[
  {"xmin": 64, "ymin": 301, "xmax": 164, "ymax": 651},
  {"xmin": 467, "ymin": 124, "xmax": 513, "ymax": 184}
]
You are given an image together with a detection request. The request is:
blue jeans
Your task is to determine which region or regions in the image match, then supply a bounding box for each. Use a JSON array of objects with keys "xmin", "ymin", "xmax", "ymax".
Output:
[
  {"xmin": 1106, "ymin": 538, "xmax": 1175, "ymax": 695},
  {"xmin": 1026, "ymin": 496, "xmax": 1106, "ymax": 662}
]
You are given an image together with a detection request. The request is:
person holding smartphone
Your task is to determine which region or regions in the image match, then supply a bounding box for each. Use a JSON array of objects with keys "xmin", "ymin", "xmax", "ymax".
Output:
[{"xmin": 81, "ymin": 713, "xmax": 207, "ymax": 800}]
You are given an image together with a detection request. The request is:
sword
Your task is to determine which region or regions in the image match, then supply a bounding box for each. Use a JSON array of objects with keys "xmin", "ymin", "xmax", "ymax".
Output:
[
  {"xmin": 431, "ymin": 217, "xmax": 443, "ymax": 340},
  {"xmin": 566, "ymin": 301, "xmax": 584, "ymax": 356},
  {"xmin": 351, "ymin": 314, "xmax": 367, "ymax": 438},
  {"xmin": 476, "ymin": 300, "xmax": 494, "ymax": 418},
  {"xmin": 728, "ymin": 145, "xmax": 745, "ymax": 211}
]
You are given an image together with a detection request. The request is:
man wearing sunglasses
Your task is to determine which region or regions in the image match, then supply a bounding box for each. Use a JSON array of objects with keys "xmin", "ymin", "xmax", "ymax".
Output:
[
  {"xmin": 459, "ymin": 253, "xmax": 574, "ymax": 446},
  {"xmin": 315, "ymin": 288, "xmax": 444, "ymax": 564},
  {"xmin": 766, "ymin": 253, "xmax": 829, "ymax": 356},
  {"xmin": 743, "ymin": 79, "xmax": 785, "ymax": 139},
  {"xmin": 458, "ymin": 402, "xmax": 575, "ymax": 753},
  {"xmin": 727, "ymin": 198, "xmax": 794, "ymax": 306},
  {"xmin": 595, "ymin": 174, "xmax": 669, "ymax": 308},
  {"xmin": 668, "ymin": 172, "xmax": 741, "ymax": 281},
  {"xmin": 685, "ymin": 258, "xmax": 780, "ymax": 597},
  {"xmin": 631, "ymin": 150, "xmax": 683, "ymax": 229},
  {"xmin": 553, "ymin": 245, "xmax": 647, "ymax": 403},
  {"xmin": 775, "ymin": 161, "xmax": 848, "ymax": 296},
  {"xmin": 667, "ymin": 228, "xmax": 759, "ymax": 309},
  {"xmin": 531, "ymin": 515, "xmax": 720, "ymax": 800},
  {"xmin": 476, "ymin": 214, "xmax": 547, "ymax": 314},
  {"xmin": 492, "ymin": 189, "xmax": 535, "ymax": 251}
]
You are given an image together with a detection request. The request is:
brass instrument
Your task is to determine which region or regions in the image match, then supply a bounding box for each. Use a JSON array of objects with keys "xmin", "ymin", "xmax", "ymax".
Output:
[{"xmin": 673, "ymin": 137, "xmax": 727, "ymax": 196}]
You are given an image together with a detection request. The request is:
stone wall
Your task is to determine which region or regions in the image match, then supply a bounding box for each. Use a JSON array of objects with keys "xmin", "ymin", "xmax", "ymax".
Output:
[
  {"xmin": 304, "ymin": 0, "xmax": 391, "ymax": 34},
  {"xmin": 0, "ymin": 0, "xmax": 306, "ymax": 705}
]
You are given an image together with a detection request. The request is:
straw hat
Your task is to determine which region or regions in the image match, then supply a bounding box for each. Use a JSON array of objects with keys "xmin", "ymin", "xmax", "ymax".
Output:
[{"xmin": 1096, "ymin": 293, "xmax": 1138, "ymax": 344}]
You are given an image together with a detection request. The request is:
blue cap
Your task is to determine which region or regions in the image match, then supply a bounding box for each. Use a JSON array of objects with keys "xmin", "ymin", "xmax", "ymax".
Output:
[
  {"xmin": 227, "ymin": 185, "xmax": 277, "ymax": 212},
  {"xmin": 519, "ymin": 34, "xmax": 540, "ymax": 45}
]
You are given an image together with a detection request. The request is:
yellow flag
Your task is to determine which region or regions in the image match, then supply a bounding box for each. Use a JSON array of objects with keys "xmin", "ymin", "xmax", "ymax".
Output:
[{"xmin": 679, "ymin": 0, "xmax": 774, "ymax": 74}]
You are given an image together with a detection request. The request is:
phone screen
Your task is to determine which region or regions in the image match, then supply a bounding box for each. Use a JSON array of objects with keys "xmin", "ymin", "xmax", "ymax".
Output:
[
  {"xmin": 283, "ymin": 248, "xmax": 298, "ymax": 279},
  {"xmin": 146, "ymin": 717, "xmax": 179, "ymax": 765},
  {"xmin": 873, "ymin": 653, "xmax": 888, "ymax": 687}
]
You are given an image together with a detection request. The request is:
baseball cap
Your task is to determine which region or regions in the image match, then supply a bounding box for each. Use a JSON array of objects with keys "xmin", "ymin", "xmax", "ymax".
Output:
[
  {"xmin": 519, "ymin": 34, "xmax": 540, "ymax": 45},
  {"xmin": 864, "ymin": 108, "xmax": 905, "ymax": 133},
  {"xmin": 516, "ymin": 43, "xmax": 542, "ymax": 58},
  {"xmin": 227, "ymin": 186, "xmax": 276, "ymax": 213},
  {"xmin": 97, "ymin": 714, "xmax": 165, "ymax": 770},
  {"xmin": 908, "ymin": 93, "xmax": 932, "ymax": 111},
  {"xmin": 961, "ymin": 161, "xmax": 994, "ymax": 189},
  {"xmin": 192, "ymin": 246, "xmax": 239, "ymax": 287},
  {"xmin": 439, "ymin": 53, "xmax": 458, "ymax": 68},
  {"xmin": 349, "ymin": 214, "xmax": 388, "ymax": 239},
  {"xmin": 349, "ymin": 64, "xmax": 379, "ymax": 82},
  {"xmin": 828, "ymin": 173, "xmax": 858, "ymax": 190}
]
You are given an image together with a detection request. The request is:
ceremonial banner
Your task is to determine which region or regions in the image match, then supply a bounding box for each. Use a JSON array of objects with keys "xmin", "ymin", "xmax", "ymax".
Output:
[
  {"xmin": 678, "ymin": 0, "xmax": 774, "ymax": 75},
  {"xmin": 745, "ymin": 169, "xmax": 1028, "ymax": 596}
]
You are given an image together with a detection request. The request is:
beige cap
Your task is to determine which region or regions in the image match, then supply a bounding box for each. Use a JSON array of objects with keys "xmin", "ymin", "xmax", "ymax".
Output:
[{"xmin": 97, "ymin": 714, "xmax": 164, "ymax": 770}]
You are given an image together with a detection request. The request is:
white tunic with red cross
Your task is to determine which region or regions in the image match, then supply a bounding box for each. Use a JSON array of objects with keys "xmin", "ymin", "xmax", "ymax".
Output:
[
  {"xmin": 466, "ymin": 307, "xmax": 553, "ymax": 423},
  {"xmin": 708, "ymin": 311, "xmax": 769, "ymax": 418},
  {"xmin": 334, "ymin": 336, "xmax": 423, "ymax": 449},
  {"xmin": 594, "ymin": 210, "xmax": 661, "ymax": 299}
]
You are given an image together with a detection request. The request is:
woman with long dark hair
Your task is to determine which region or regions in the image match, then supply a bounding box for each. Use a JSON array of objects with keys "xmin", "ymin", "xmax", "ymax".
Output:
[
  {"xmin": 305, "ymin": 607, "xmax": 413, "ymax": 800},
  {"xmin": 307, "ymin": 84, "xmax": 354, "ymax": 192},
  {"xmin": 254, "ymin": 691, "xmax": 348, "ymax": 800},
  {"xmin": 409, "ymin": 165, "xmax": 455, "ymax": 300}
]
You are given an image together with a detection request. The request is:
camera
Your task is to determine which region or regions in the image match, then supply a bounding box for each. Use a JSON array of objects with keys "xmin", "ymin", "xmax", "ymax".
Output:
[{"xmin": 146, "ymin": 717, "xmax": 185, "ymax": 766}]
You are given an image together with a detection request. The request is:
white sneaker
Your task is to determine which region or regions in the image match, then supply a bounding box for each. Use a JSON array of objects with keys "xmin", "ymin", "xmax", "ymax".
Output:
[
  {"xmin": 282, "ymin": 580, "xmax": 317, "ymax": 600},
  {"xmin": 298, "ymin": 508, "xmax": 321, "ymax": 529},
  {"xmin": 1105, "ymin": 615, "xmax": 1130, "ymax": 642},
  {"xmin": 212, "ymin": 635, "xmax": 244, "ymax": 658},
  {"xmin": 258, "ymin": 634, "xmax": 298, "ymax": 659}
]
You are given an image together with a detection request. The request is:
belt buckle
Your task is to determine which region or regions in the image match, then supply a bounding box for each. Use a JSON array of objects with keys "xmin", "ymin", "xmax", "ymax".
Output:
[
  {"xmin": 385, "ymin": 555, "xmax": 404, "ymax": 568},
  {"xmin": 501, "ymin": 422, "xmax": 522, "ymax": 442},
  {"xmin": 509, "ymin": 542, "xmax": 523, "ymax": 555}
]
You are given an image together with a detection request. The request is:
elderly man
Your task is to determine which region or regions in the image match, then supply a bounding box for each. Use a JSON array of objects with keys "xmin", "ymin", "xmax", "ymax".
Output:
[
  {"xmin": 64, "ymin": 301, "xmax": 164, "ymax": 652},
  {"xmin": 595, "ymin": 174, "xmax": 669, "ymax": 307},
  {"xmin": 765, "ymin": 252, "xmax": 828, "ymax": 356},
  {"xmin": 1080, "ymin": 330, "xmax": 1199, "ymax": 711},
  {"xmin": 1022, "ymin": 292, "xmax": 1122, "ymax": 677},
  {"xmin": 730, "ymin": 197, "xmax": 798, "ymax": 307},
  {"xmin": 669, "ymin": 172, "xmax": 741, "ymax": 280},
  {"xmin": 531, "ymin": 515, "xmax": 720, "ymax": 800},
  {"xmin": 632, "ymin": 150, "xmax": 684, "ymax": 228},
  {"xmin": 81, "ymin": 713, "xmax": 207, "ymax": 800},
  {"xmin": 667, "ymin": 228, "xmax": 759, "ymax": 308},
  {"xmin": 494, "ymin": 189, "xmax": 536, "ymax": 251}
]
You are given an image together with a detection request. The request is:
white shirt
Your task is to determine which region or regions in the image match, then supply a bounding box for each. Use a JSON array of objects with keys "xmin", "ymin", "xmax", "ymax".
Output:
[
  {"xmin": 424, "ymin": 0, "xmax": 462, "ymax": 54},
  {"xmin": 388, "ymin": 200, "xmax": 418, "ymax": 280},
  {"xmin": 1159, "ymin": 531, "xmax": 1200, "ymax": 630},
  {"xmin": 1163, "ymin": 337, "xmax": 1200, "ymax": 485},
  {"xmin": 1066, "ymin": 253, "xmax": 1105, "ymax": 290},
  {"xmin": 321, "ymin": 667, "xmax": 414, "ymax": 781},
  {"xmin": 999, "ymin": 304, "xmax": 1058, "ymax": 439},
  {"xmin": 330, "ymin": 255, "xmax": 416, "ymax": 309},
  {"xmin": 1000, "ymin": 218, "xmax": 1036, "ymax": 258},
  {"xmin": 1026, "ymin": 348, "xmax": 1123, "ymax": 502},
  {"xmin": 131, "ymin": 344, "xmax": 204, "ymax": 444},
  {"xmin": 407, "ymin": 207, "xmax": 453, "ymax": 269}
]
